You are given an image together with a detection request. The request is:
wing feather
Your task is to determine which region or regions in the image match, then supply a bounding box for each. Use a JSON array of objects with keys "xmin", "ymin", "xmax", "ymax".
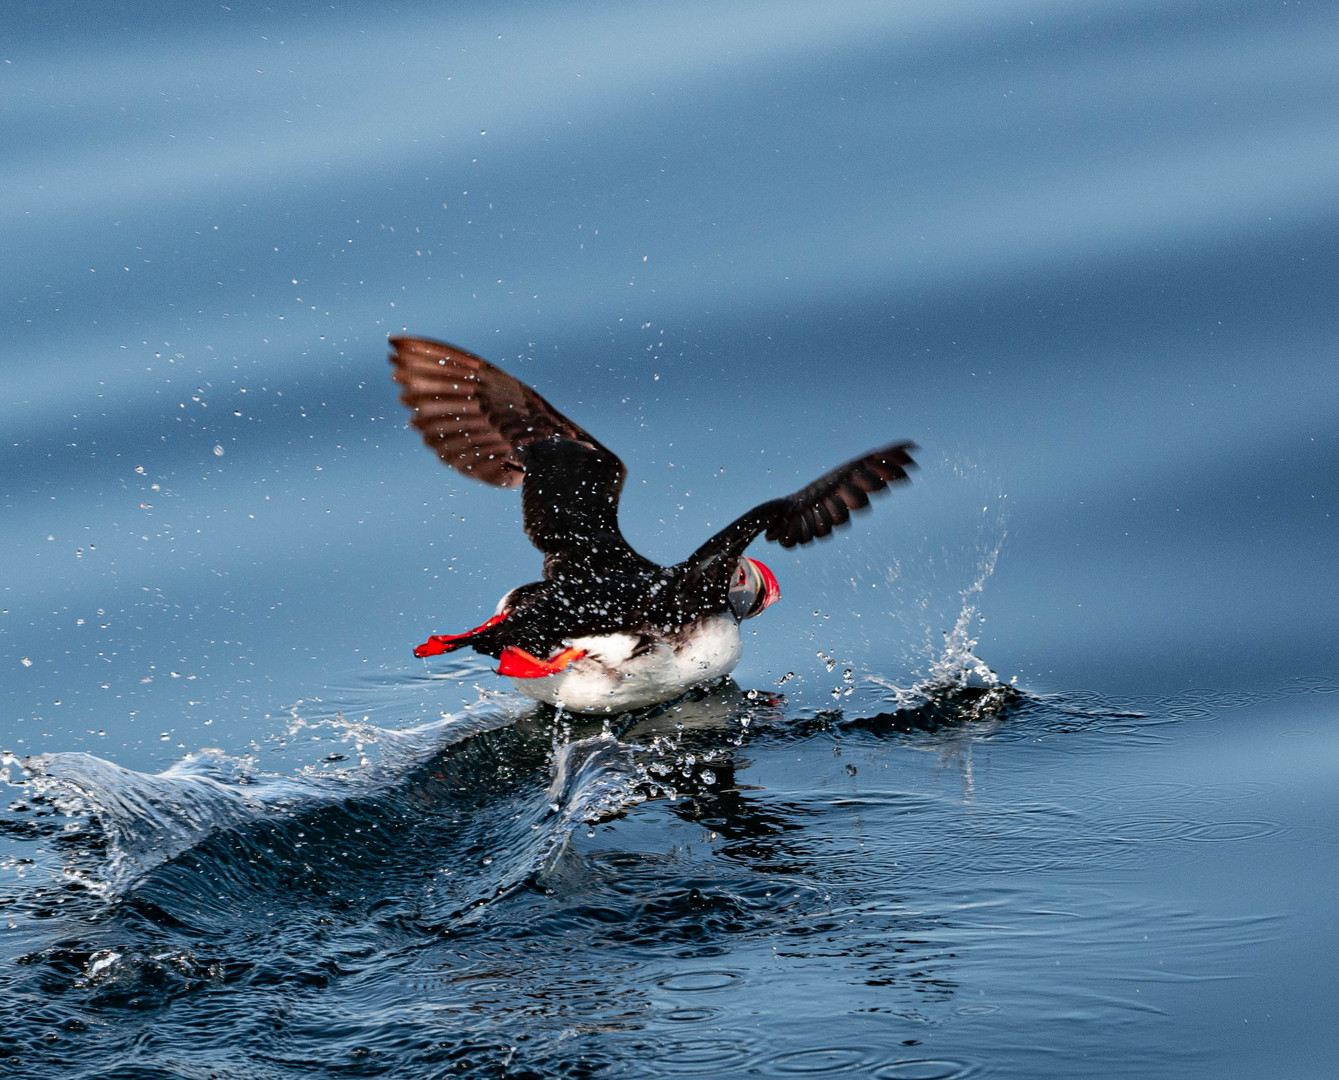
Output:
[
  {"xmin": 388, "ymin": 335, "xmax": 615, "ymax": 488},
  {"xmin": 686, "ymin": 442, "xmax": 918, "ymax": 582},
  {"xmin": 389, "ymin": 335, "xmax": 645, "ymax": 576}
]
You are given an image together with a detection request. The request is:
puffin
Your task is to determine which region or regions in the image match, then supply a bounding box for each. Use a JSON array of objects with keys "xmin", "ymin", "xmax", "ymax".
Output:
[{"xmin": 389, "ymin": 336, "xmax": 916, "ymax": 714}]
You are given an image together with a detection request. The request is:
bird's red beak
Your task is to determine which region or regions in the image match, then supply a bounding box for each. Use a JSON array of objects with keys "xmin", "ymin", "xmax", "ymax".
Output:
[{"xmin": 748, "ymin": 557, "xmax": 781, "ymax": 611}]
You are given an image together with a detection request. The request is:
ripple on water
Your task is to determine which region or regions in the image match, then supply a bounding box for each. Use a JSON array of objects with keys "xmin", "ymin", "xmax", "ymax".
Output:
[
  {"xmin": 871, "ymin": 1060, "xmax": 975, "ymax": 1080},
  {"xmin": 663, "ymin": 1007, "xmax": 720, "ymax": 1023},
  {"xmin": 1181, "ymin": 820, "xmax": 1282, "ymax": 843},
  {"xmin": 953, "ymin": 1003, "xmax": 1001, "ymax": 1016},
  {"xmin": 656, "ymin": 1036, "xmax": 752, "ymax": 1073},
  {"xmin": 1279, "ymin": 676, "xmax": 1339, "ymax": 695},
  {"xmin": 654, "ymin": 970, "xmax": 744, "ymax": 993},
  {"xmin": 1104, "ymin": 817, "xmax": 1203, "ymax": 844},
  {"xmin": 1103, "ymin": 816, "xmax": 1283, "ymax": 845},
  {"xmin": 1101, "ymin": 778, "xmax": 1283, "ymax": 804},
  {"xmin": 1151, "ymin": 687, "xmax": 1269, "ymax": 719},
  {"xmin": 763, "ymin": 1046, "xmax": 872, "ymax": 1073}
]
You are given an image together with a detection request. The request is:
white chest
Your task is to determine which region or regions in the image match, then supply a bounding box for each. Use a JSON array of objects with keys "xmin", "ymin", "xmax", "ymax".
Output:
[{"xmin": 506, "ymin": 613, "xmax": 743, "ymax": 714}]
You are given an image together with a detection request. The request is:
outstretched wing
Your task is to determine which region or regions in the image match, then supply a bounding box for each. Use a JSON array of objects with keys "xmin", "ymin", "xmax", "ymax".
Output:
[
  {"xmin": 388, "ymin": 335, "xmax": 614, "ymax": 488},
  {"xmin": 685, "ymin": 442, "xmax": 918, "ymax": 582},
  {"xmin": 518, "ymin": 436, "xmax": 655, "ymax": 577},
  {"xmin": 389, "ymin": 335, "xmax": 646, "ymax": 576}
]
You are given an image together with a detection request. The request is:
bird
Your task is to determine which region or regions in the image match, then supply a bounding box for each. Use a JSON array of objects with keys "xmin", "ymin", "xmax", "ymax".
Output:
[{"xmin": 389, "ymin": 335, "xmax": 916, "ymax": 714}]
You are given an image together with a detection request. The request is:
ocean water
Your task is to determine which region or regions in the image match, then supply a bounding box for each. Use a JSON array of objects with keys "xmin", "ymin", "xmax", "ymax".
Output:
[{"xmin": 3, "ymin": 1, "xmax": 1338, "ymax": 1077}]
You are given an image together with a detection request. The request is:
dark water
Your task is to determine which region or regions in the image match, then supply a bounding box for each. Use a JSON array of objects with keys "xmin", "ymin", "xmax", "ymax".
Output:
[{"xmin": 4, "ymin": 1, "xmax": 1338, "ymax": 1077}]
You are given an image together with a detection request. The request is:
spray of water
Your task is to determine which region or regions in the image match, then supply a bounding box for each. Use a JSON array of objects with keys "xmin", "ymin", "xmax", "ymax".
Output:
[
  {"xmin": 866, "ymin": 462, "xmax": 1015, "ymax": 720},
  {"xmin": 4, "ymin": 693, "xmax": 533, "ymax": 896}
]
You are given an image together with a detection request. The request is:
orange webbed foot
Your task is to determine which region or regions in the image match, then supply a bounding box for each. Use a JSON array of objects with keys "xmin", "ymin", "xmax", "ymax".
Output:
[
  {"xmin": 413, "ymin": 612, "xmax": 508, "ymax": 658},
  {"xmin": 496, "ymin": 645, "xmax": 588, "ymax": 679}
]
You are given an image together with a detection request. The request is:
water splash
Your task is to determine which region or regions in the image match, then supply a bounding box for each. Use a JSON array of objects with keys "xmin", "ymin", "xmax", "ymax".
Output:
[
  {"xmin": 18, "ymin": 750, "xmax": 283, "ymax": 896},
  {"xmin": 3, "ymin": 685, "xmax": 735, "ymax": 913},
  {"xmin": 869, "ymin": 474, "xmax": 1014, "ymax": 720},
  {"xmin": 7, "ymin": 695, "xmax": 534, "ymax": 897}
]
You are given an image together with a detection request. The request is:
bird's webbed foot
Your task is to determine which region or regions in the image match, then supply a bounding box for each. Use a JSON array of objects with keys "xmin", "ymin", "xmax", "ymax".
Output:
[
  {"xmin": 495, "ymin": 645, "xmax": 587, "ymax": 678},
  {"xmin": 412, "ymin": 612, "xmax": 508, "ymax": 658}
]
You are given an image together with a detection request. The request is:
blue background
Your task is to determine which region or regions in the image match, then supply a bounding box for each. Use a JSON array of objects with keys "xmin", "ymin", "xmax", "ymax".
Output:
[{"xmin": 3, "ymin": 3, "xmax": 1337, "ymax": 1077}]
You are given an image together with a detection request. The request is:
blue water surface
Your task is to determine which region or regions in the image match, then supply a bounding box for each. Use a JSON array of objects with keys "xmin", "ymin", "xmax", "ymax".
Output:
[{"xmin": 3, "ymin": 2, "xmax": 1338, "ymax": 1077}]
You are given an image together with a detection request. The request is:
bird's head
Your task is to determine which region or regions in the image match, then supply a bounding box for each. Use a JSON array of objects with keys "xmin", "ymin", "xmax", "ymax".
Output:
[{"xmin": 728, "ymin": 557, "xmax": 781, "ymax": 620}]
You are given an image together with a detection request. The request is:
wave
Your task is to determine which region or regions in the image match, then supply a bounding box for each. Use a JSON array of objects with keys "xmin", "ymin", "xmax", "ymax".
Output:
[{"xmin": 7, "ymin": 696, "xmax": 534, "ymax": 898}]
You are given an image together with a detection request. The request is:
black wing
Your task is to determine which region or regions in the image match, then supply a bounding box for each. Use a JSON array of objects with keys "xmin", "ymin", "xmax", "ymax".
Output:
[
  {"xmin": 685, "ymin": 442, "xmax": 918, "ymax": 583},
  {"xmin": 389, "ymin": 336, "xmax": 648, "ymax": 577},
  {"xmin": 517, "ymin": 436, "xmax": 657, "ymax": 578}
]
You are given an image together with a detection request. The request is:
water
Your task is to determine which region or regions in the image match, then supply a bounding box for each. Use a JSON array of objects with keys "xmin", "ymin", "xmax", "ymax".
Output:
[
  {"xmin": 6, "ymin": 674, "xmax": 1336, "ymax": 1077},
  {"xmin": 3, "ymin": 1, "xmax": 1338, "ymax": 1077}
]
